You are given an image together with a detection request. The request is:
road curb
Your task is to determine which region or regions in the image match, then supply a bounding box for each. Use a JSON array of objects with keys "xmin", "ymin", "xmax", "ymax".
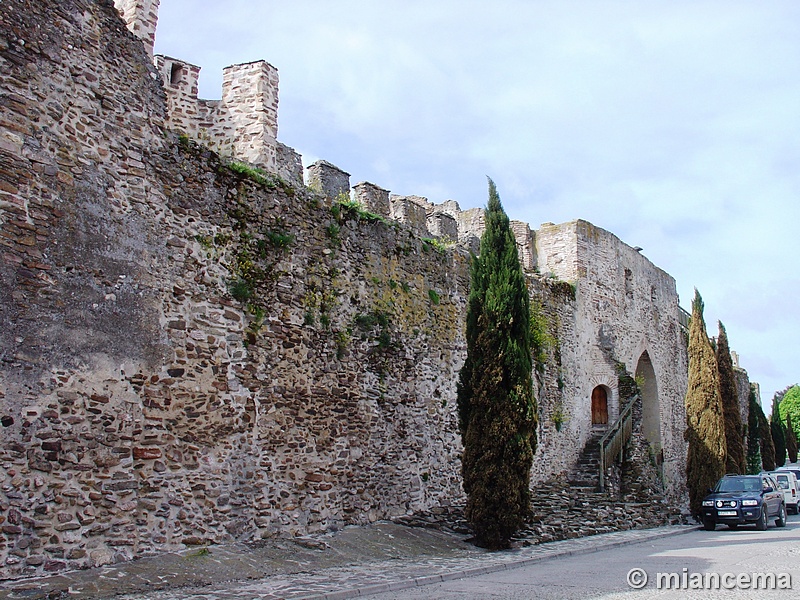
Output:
[{"xmin": 302, "ymin": 525, "xmax": 698, "ymax": 600}]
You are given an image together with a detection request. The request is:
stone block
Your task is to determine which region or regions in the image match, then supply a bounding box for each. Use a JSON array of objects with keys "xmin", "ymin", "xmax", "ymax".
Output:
[
  {"xmin": 390, "ymin": 195, "xmax": 429, "ymax": 235},
  {"xmin": 276, "ymin": 142, "xmax": 303, "ymax": 186},
  {"xmin": 427, "ymin": 212, "xmax": 457, "ymax": 241},
  {"xmin": 306, "ymin": 160, "xmax": 350, "ymax": 201},
  {"xmin": 353, "ymin": 182, "xmax": 390, "ymax": 218},
  {"xmin": 132, "ymin": 447, "xmax": 162, "ymax": 460}
]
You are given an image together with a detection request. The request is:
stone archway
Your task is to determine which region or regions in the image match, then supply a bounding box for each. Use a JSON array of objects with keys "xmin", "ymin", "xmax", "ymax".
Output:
[{"xmin": 635, "ymin": 351, "xmax": 661, "ymax": 450}]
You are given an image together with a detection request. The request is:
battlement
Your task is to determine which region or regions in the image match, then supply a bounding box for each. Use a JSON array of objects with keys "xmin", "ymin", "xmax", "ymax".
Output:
[
  {"xmin": 153, "ymin": 55, "xmax": 301, "ymax": 180},
  {"xmin": 110, "ymin": 0, "xmax": 544, "ymax": 265},
  {"xmin": 115, "ymin": 0, "xmax": 656, "ymax": 281}
]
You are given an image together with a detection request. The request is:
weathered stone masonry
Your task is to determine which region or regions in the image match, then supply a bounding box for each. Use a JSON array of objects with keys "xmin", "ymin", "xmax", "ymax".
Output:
[
  {"xmin": 0, "ymin": 0, "xmax": 756, "ymax": 581},
  {"xmin": 0, "ymin": 0, "xmax": 471, "ymax": 577}
]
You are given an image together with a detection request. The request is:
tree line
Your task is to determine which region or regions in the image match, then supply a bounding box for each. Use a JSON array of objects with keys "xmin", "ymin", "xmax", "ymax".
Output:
[{"xmin": 685, "ymin": 290, "xmax": 799, "ymax": 518}]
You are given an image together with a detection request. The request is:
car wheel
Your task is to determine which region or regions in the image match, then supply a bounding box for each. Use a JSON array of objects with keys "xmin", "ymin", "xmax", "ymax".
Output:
[
  {"xmin": 756, "ymin": 507, "xmax": 768, "ymax": 531},
  {"xmin": 777, "ymin": 504, "xmax": 787, "ymax": 528},
  {"xmin": 703, "ymin": 517, "xmax": 716, "ymax": 531}
]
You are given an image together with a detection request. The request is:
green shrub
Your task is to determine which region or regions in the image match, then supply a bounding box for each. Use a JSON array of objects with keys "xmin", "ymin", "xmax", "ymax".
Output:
[
  {"xmin": 229, "ymin": 278, "xmax": 253, "ymax": 302},
  {"xmin": 264, "ymin": 229, "xmax": 294, "ymax": 249}
]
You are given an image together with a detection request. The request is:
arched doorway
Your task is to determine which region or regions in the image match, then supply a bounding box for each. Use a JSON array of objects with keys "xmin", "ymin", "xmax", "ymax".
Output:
[
  {"xmin": 591, "ymin": 386, "xmax": 609, "ymax": 425},
  {"xmin": 635, "ymin": 351, "xmax": 661, "ymax": 450}
]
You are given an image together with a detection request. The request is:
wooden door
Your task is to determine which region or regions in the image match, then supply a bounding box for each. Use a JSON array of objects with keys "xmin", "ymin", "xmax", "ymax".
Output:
[{"xmin": 592, "ymin": 386, "xmax": 608, "ymax": 425}]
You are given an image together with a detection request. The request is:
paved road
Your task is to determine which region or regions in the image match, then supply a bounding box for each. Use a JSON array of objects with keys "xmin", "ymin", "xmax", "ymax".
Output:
[
  {"xmin": 5, "ymin": 516, "xmax": 798, "ymax": 599},
  {"xmin": 360, "ymin": 516, "xmax": 800, "ymax": 599}
]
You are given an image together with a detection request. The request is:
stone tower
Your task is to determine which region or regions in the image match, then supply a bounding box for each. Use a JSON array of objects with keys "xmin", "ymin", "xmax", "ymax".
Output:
[{"xmin": 113, "ymin": 0, "xmax": 160, "ymax": 56}]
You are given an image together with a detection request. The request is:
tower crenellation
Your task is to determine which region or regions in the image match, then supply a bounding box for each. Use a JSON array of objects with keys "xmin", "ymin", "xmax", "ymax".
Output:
[
  {"xmin": 216, "ymin": 61, "xmax": 280, "ymax": 169},
  {"xmin": 115, "ymin": 0, "xmax": 550, "ymax": 264},
  {"xmin": 306, "ymin": 160, "xmax": 351, "ymax": 201},
  {"xmin": 113, "ymin": 0, "xmax": 160, "ymax": 56},
  {"xmin": 353, "ymin": 181, "xmax": 391, "ymax": 218}
]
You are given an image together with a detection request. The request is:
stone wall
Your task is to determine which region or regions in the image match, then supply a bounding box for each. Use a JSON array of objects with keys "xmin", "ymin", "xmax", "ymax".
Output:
[
  {"xmin": 0, "ymin": 0, "xmax": 476, "ymax": 577},
  {"xmin": 0, "ymin": 0, "xmax": 696, "ymax": 581},
  {"xmin": 535, "ymin": 221, "xmax": 689, "ymax": 501},
  {"xmin": 734, "ymin": 367, "xmax": 752, "ymax": 426}
]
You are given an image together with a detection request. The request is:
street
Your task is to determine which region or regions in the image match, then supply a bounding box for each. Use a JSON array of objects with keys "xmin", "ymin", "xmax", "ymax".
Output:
[{"xmin": 360, "ymin": 516, "xmax": 800, "ymax": 599}]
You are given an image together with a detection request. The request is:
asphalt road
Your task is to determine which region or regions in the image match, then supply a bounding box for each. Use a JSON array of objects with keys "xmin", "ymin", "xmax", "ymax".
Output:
[{"xmin": 360, "ymin": 514, "xmax": 800, "ymax": 599}]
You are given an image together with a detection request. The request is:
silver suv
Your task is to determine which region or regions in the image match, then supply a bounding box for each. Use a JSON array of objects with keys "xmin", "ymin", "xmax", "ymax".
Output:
[{"xmin": 772, "ymin": 469, "xmax": 799, "ymax": 515}]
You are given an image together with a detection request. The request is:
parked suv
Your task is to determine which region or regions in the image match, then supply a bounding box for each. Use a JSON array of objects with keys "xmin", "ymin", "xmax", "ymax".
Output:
[
  {"xmin": 700, "ymin": 474, "xmax": 786, "ymax": 531},
  {"xmin": 770, "ymin": 470, "xmax": 799, "ymax": 515},
  {"xmin": 776, "ymin": 466, "xmax": 800, "ymax": 485}
]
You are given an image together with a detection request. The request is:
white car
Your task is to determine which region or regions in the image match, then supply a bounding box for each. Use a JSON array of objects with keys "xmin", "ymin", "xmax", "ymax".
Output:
[{"xmin": 770, "ymin": 470, "xmax": 799, "ymax": 515}]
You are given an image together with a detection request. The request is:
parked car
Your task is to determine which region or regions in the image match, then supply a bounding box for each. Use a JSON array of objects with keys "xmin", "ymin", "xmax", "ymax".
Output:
[
  {"xmin": 770, "ymin": 470, "xmax": 799, "ymax": 515},
  {"xmin": 776, "ymin": 466, "xmax": 800, "ymax": 484},
  {"xmin": 700, "ymin": 474, "xmax": 786, "ymax": 531}
]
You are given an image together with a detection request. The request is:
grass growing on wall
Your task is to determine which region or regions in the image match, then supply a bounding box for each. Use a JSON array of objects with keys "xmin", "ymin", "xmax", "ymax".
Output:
[
  {"xmin": 530, "ymin": 300, "xmax": 556, "ymax": 372},
  {"xmin": 331, "ymin": 193, "xmax": 391, "ymax": 226},
  {"xmin": 227, "ymin": 161, "xmax": 277, "ymax": 190},
  {"xmin": 421, "ymin": 237, "xmax": 452, "ymax": 254}
]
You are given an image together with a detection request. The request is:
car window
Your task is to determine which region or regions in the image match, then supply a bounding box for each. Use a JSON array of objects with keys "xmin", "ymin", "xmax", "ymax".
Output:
[
  {"xmin": 717, "ymin": 479, "xmax": 745, "ymax": 492},
  {"xmin": 743, "ymin": 479, "xmax": 760, "ymax": 492},
  {"xmin": 717, "ymin": 478, "xmax": 760, "ymax": 493},
  {"xmin": 776, "ymin": 475, "xmax": 789, "ymax": 489}
]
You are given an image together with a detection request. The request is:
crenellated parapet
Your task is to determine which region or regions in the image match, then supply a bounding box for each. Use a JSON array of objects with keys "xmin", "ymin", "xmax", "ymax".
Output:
[
  {"xmin": 115, "ymin": 1, "xmax": 298, "ymax": 178},
  {"xmin": 153, "ymin": 55, "xmax": 289, "ymax": 175},
  {"xmin": 112, "ymin": 0, "xmax": 542, "ymax": 266},
  {"xmin": 112, "ymin": 0, "xmax": 652, "ymax": 282},
  {"xmin": 304, "ymin": 161, "xmax": 545, "ymax": 268}
]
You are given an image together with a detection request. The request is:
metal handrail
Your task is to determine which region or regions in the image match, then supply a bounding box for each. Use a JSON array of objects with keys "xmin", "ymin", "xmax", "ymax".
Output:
[
  {"xmin": 678, "ymin": 305, "xmax": 691, "ymax": 332},
  {"xmin": 598, "ymin": 394, "xmax": 638, "ymax": 492}
]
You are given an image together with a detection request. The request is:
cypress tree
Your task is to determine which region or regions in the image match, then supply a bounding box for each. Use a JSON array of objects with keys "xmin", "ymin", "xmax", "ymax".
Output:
[
  {"xmin": 684, "ymin": 290, "xmax": 727, "ymax": 519},
  {"xmin": 756, "ymin": 400, "xmax": 776, "ymax": 471},
  {"xmin": 456, "ymin": 178, "xmax": 536, "ymax": 550},
  {"xmin": 771, "ymin": 397, "xmax": 787, "ymax": 468},
  {"xmin": 746, "ymin": 387, "xmax": 762, "ymax": 475},
  {"xmin": 716, "ymin": 322, "xmax": 745, "ymax": 474},
  {"xmin": 787, "ymin": 414, "xmax": 798, "ymax": 464}
]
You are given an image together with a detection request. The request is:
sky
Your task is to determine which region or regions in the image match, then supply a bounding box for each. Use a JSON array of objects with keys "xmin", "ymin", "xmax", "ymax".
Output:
[{"xmin": 153, "ymin": 1, "xmax": 800, "ymax": 407}]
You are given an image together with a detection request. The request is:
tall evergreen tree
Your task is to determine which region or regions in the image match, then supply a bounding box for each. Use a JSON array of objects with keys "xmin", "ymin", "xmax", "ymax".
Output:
[
  {"xmin": 684, "ymin": 290, "xmax": 727, "ymax": 519},
  {"xmin": 746, "ymin": 387, "xmax": 762, "ymax": 475},
  {"xmin": 771, "ymin": 397, "xmax": 787, "ymax": 468},
  {"xmin": 756, "ymin": 400, "xmax": 776, "ymax": 471},
  {"xmin": 456, "ymin": 178, "xmax": 536, "ymax": 550},
  {"xmin": 716, "ymin": 322, "xmax": 745, "ymax": 474},
  {"xmin": 787, "ymin": 414, "xmax": 798, "ymax": 464}
]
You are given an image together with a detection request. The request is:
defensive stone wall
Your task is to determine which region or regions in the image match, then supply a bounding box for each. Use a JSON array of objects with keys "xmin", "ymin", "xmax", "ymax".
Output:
[
  {"xmin": 0, "ymin": 0, "xmax": 700, "ymax": 581},
  {"xmin": 0, "ymin": 0, "xmax": 475, "ymax": 577}
]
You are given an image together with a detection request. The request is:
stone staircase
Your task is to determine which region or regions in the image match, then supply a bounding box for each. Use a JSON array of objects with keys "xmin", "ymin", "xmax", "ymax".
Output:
[
  {"xmin": 567, "ymin": 426, "xmax": 607, "ymax": 491},
  {"xmin": 395, "ymin": 427, "xmax": 687, "ymax": 545}
]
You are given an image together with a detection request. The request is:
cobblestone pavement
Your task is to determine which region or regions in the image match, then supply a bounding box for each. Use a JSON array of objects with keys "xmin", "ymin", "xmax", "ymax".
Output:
[{"xmin": 0, "ymin": 523, "xmax": 696, "ymax": 600}]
